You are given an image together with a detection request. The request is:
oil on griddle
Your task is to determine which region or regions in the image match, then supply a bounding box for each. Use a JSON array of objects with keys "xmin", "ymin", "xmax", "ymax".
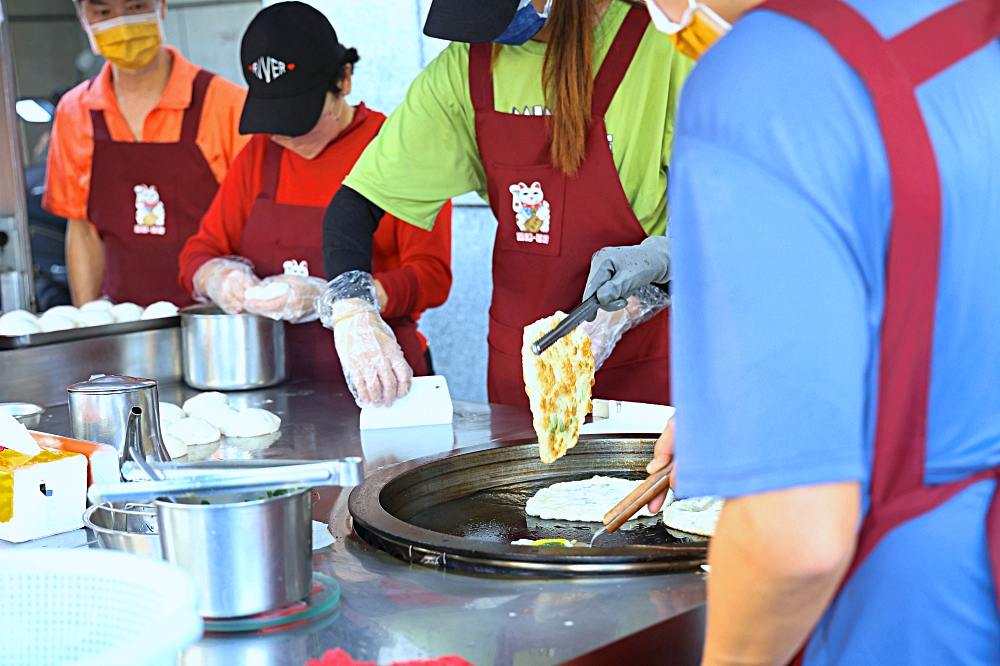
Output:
[{"xmin": 406, "ymin": 472, "xmax": 708, "ymax": 549}]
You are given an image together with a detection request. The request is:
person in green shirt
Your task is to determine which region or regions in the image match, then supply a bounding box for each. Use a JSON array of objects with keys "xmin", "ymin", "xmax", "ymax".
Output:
[{"xmin": 319, "ymin": 0, "xmax": 692, "ymax": 407}]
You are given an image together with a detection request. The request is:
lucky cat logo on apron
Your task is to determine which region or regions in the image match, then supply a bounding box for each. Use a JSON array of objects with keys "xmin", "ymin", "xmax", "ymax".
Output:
[
  {"xmin": 132, "ymin": 184, "xmax": 166, "ymax": 235},
  {"xmin": 509, "ymin": 180, "xmax": 551, "ymax": 244},
  {"xmin": 282, "ymin": 259, "xmax": 310, "ymax": 276}
]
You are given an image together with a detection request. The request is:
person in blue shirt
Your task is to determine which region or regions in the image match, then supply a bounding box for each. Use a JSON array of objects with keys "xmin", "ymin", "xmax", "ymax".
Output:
[{"xmin": 582, "ymin": 0, "xmax": 1000, "ymax": 663}]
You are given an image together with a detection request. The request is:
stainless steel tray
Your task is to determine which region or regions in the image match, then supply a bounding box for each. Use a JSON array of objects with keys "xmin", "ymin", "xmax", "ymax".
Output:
[
  {"xmin": 0, "ymin": 316, "xmax": 179, "ymax": 350},
  {"xmin": 349, "ymin": 435, "xmax": 708, "ymax": 577}
]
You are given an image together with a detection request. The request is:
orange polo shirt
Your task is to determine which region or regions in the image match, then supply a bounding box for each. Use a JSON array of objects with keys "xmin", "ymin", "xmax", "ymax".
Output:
[{"xmin": 44, "ymin": 46, "xmax": 248, "ymax": 221}]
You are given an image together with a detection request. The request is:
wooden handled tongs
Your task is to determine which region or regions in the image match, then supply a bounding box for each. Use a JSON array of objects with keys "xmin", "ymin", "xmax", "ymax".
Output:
[{"xmin": 589, "ymin": 459, "xmax": 674, "ymax": 547}]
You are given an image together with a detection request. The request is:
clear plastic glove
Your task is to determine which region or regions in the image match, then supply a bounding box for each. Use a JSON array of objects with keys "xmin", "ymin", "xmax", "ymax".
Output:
[
  {"xmin": 583, "ymin": 235, "xmax": 671, "ymax": 311},
  {"xmin": 319, "ymin": 271, "xmax": 413, "ymax": 407},
  {"xmin": 243, "ymin": 274, "xmax": 327, "ymax": 323},
  {"xmin": 192, "ymin": 257, "xmax": 260, "ymax": 314},
  {"xmin": 580, "ymin": 285, "xmax": 670, "ymax": 369}
]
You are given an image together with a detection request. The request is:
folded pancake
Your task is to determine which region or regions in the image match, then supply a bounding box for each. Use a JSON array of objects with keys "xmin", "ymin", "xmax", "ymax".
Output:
[
  {"xmin": 661, "ymin": 496, "xmax": 724, "ymax": 537},
  {"xmin": 522, "ymin": 313, "xmax": 596, "ymax": 464}
]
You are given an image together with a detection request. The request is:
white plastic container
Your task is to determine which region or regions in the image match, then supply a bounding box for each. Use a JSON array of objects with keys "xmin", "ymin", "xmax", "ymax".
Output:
[{"xmin": 0, "ymin": 549, "xmax": 203, "ymax": 666}]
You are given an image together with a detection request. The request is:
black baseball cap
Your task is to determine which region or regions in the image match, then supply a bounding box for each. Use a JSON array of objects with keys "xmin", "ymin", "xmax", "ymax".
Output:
[
  {"xmin": 239, "ymin": 2, "xmax": 348, "ymax": 137},
  {"xmin": 423, "ymin": 0, "xmax": 521, "ymax": 42}
]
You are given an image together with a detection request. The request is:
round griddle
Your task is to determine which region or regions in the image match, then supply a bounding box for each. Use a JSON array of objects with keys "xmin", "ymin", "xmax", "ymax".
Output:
[{"xmin": 349, "ymin": 435, "xmax": 708, "ymax": 576}]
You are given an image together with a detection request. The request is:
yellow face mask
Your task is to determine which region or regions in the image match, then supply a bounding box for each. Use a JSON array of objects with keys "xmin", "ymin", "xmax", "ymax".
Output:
[
  {"xmin": 86, "ymin": 12, "xmax": 163, "ymax": 70},
  {"xmin": 645, "ymin": 0, "xmax": 731, "ymax": 60}
]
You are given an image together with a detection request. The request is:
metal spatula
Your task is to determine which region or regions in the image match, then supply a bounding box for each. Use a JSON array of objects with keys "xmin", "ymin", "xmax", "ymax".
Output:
[{"xmin": 590, "ymin": 461, "xmax": 674, "ymax": 547}]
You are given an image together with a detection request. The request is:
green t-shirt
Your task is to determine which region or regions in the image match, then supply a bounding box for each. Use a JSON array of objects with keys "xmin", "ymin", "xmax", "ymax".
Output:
[{"xmin": 344, "ymin": 0, "xmax": 693, "ymax": 236}]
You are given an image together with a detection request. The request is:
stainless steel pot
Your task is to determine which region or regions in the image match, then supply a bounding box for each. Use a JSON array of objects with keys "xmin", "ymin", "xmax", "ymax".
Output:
[
  {"xmin": 181, "ymin": 305, "xmax": 286, "ymax": 390},
  {"xmin": 83, "ymin": 502, "xmax": 162, "ymax": 559},
  {"xmin": 155, "ymin": 489, "xmax": 312, "ymax": 618},
  {"xmin": 68, "ymin": 374, "xmax": 169, "ymax": 464}
]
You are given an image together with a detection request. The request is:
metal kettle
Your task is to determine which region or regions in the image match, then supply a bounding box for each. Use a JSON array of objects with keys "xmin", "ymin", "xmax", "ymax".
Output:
[{"xmin": 67, "ymin": 374, "xmax": 171, "ymax": 464}]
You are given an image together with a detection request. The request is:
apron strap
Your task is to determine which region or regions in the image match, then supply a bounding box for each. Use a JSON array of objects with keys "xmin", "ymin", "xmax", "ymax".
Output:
[
  {"xmin": 180, "ymin": 69, "xmax": 215, "ymax": 144},
  {"xmin": 89, "ymin": 109, "xmax": 111, "ymax": 142},
  {"xmin": 591, "ymin": 6, "xmax": 650, "ymax": 118},
  {"xmin": 764, "ymin": 0, "xmax": 943, "ymax": 504},
  {"xmin": 889, "ymin": 0, "xmax": 1000, "ymax": 86},
  {"xmin": 468, "ymin": 43, "xmax": 495, "ymax": 112},
  {"xmin": 260, "ymin": 139, "xmax": 283, "ymax": 201}
]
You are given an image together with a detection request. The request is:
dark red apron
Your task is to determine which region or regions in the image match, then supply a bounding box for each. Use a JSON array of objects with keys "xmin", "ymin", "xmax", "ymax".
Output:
[
  {"xmin": 471, "ymin": 6, "xmax": 671, "ymax": 407},
  {"xmin": 238, "ymin": 139, "xmax": 429, "ymax": 382},
  {"xmin": 757, "ymin": 1, "xmax": 1000, "ymax": 662},
  {"xmin": 86, "ymin": 69, "xmax": 218, "ymax": 307}
]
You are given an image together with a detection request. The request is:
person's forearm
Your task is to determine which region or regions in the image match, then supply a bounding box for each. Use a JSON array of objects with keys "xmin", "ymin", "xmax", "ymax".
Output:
[
  {"xmin": 66, "ymin": 219, "xmax": 104, "ymax": 305},
  {"xmin": 323, "ymin": 185, "xmax": 383, "ymax": 279},
  {"xmin": 702, "ymin": 483, "xmax": 860, "ymax": 666}
]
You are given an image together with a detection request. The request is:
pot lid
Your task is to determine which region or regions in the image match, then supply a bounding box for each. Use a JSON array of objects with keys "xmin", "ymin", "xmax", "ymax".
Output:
[{"xmin": 67, "ymin": 373, "xmax": 157, "ymax": 394}]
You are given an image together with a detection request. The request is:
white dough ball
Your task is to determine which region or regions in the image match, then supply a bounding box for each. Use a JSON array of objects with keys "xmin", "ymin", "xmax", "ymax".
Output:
[
  {"xmin": 220, "ymin": 408, "xmax": 281, "ymax": 438},
  {"xmin": 110, "ymin": 302, "xmax": 144, "ymax": 323},
  {"xmin": 141, "ymin": 301, "xmax": 179, "ymax": 319},
  {"xmin": 198, "ymin": 405, "xmax": 241, "ymax": 430},
  {"xmin": 80, "ymin": 299, "xmax": 113, "ymax": 312},
  {"xmin": 0, "ymin": 311, "xmax": 41, "ymax": 336},
  {"xmin": 37, "ymin": 312, "xmax": 76, "ymax": 332},
  {"xmin": 166, "ymin": 417, "xmax": 221, "ymax": 446},
  {"xmin": 159, "ymin": 402, "xmax": 186, "ymax": 426},
  {"xmin": 163, "ymin": 433, "xmax": 188, "ymax": 458},
  {"xmin": 44, "ymin": 305, "xmax": 79, "ymax": 320},
  {"xmin": 244, "ymin": 282, "xmax": 290, "ymax": 300},
  {"xmin": 182, "ymin": 392, "xmax": 230, "ymax": 420},
  {"xmin": 75, "ymin": 309, "xmax": 115, "ymax": 327}
]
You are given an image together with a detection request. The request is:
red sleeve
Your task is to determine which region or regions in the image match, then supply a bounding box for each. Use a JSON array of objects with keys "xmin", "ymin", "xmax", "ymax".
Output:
[
  {"xmin": 374, "ymin": 200, "xmax": 453, "ymax": 319},
  {"xmin": 178, "ymin": 135, "xmax": 264, "ymax": 292}
]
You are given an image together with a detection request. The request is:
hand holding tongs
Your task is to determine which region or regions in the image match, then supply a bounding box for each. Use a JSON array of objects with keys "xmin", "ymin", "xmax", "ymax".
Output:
[
  {"xmin": 590, "ymin": 459, "xmax": 674, "ymax": 547},
  {"xmin": 531, "ymin": 295, "xmax": 600, "ymax": 355}
]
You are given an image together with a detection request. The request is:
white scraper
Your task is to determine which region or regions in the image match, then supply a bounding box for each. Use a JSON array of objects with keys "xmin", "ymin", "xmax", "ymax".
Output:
[{"xmin": 359, "ymin": 375, "xmax": 454, "ymax": 430}]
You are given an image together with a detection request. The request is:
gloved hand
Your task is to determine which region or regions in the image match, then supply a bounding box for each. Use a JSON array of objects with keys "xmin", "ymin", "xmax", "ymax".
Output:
[
  {"xmin": 580, "ymin": 285, "xmax": 670, "ymax": 368},
  {"xmin": 583, "ymin": 235, "xmax": 671, "ymax": 312},
  {"xmin": 319, "ymin": 271, "xmax": 413, "ymax": 407},
  {"xmin": 192, "ymin": 257, "xmax": 260, "ymax": 314},
  {"xmin": 243, "ymin": 274, "xmax": 327, "ymax": 323}
]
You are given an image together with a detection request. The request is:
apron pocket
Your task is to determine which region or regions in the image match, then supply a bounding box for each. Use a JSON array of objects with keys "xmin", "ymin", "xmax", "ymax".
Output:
[{"xmin": 487, "ymin": 162, "xmax": 566, "ymax": 258}]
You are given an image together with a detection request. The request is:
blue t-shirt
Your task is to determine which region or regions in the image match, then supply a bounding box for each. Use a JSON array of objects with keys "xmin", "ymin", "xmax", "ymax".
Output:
[{"xmin": 668, "ymin": 1, "xmax": 1000, "ymax": 663}]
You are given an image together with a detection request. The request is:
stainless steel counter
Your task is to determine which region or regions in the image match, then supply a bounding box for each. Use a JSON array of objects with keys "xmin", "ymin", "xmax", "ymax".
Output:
[{"xmin": 11, "ymin": 378, "xmax": 706, "ymax": 665}]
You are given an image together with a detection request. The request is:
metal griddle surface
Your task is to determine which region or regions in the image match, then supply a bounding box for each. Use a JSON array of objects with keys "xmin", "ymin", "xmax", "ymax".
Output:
[{"xmin": 349, "ymin": 435, "xmax": 707, "ymax": 576}]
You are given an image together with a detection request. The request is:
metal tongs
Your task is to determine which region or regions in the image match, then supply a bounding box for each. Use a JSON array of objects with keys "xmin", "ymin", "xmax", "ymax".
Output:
[
  {"xmin": 590, "ymin": 459, "xmax": 674, "ymax": 547},
  {"xmin": 88, "ymin": 457, "xmax": 364, "ymax": 504},
  {"xmin": 531, "ymin": 294, "xmax": 600, "ymax": 355}
]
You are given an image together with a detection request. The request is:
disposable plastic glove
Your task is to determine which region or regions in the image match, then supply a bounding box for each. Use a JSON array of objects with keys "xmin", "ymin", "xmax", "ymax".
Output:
[
  {"xmin": 580, "ymin": 285, "xmax": 670, "ymax": 369},
  {"xmin": 583, "ymin": 235, "xmax": 671, "ymax": 312},
  {"xmin": 244, "ymin": 274, "xmax": 327, "ymax": 323},
  {"xmin": 319, "ymin": 271, "xmax": 413, "ymax": 407},
  {"xmin": 192, "ymin": 257, "xmax": 260, "ymax": 314}
]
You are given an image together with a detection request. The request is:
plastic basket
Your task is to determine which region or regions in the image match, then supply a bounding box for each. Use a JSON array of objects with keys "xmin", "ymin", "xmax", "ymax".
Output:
[{"xmin": 0, "ymin": 548, "xmax": 203, "ymax": 666}]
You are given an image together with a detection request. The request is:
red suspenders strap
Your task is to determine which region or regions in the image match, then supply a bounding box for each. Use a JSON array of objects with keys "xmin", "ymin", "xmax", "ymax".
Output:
[
  {"xmin": 590, "ymin": 6, "xmax": 650, "ymax": 117},
  {"xmin": 260, "ymin": 140, "xmax": 284, "ymax": 200},
  {"xmin": 180, "ymin": 69, "xmax": 215, "ymax": 144},
  {"xmin": 468, "ymin": 43, "xmax": 495, "ymax": 112},
  {"xmin": 890, "ymin": 0, "xmax": 1000, "ymax": 85},
  {"xmin": 764, "ymin": 0, "xmax": 943, "ymax": 505}
]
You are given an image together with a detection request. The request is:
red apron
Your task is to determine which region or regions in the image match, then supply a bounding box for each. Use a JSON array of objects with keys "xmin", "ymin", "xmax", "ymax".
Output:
[
  {"xmin": 471, "ymin": 6, "xmax": 671, "ymax": 407},
  {"xmin": 757, "ymin": 1, "xmax": 1000, "ymax": 662},
  {"xmin": 238, "ymin": 139, "xmax": 429, "ymax": 382},
  {"xmin": 86, "ymin": 69, "xmax": 218, "ymax": 307}
]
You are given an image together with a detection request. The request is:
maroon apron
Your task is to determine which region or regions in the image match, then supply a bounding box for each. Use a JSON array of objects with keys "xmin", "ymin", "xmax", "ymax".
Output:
[
  {"xmin": 238, "ymin": 139, "xmax": 429, "ymax": 382},
  {"xmin": 86, "ymin": 69, "xmax": 218, "ymax": 307},
  {"xmin": 757, "ymin": 1, "xmax": 1000, "ymax": 662},
  {"xmin": 471, "ymin": 6, "xmax": 671, "ymax": 407}
]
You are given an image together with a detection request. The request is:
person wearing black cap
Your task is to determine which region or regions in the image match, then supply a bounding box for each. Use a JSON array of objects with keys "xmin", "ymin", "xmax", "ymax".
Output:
[
  {"xmin": 319, "ymin": 0, "xmax": 691, "ymax": 407},
  {"xmin": 178, "ymin": 1, "xmax": 453, "ymax": 384}
]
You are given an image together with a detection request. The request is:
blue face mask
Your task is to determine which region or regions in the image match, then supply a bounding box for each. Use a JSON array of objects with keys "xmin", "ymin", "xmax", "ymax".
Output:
[{"xmin": 494, "ymin": 0, "xmax": 552, "ymax": 45}]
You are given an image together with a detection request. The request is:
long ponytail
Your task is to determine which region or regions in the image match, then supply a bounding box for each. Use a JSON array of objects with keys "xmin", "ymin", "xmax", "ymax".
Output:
[{"xmin": 543, "ymin": 0, "xmax": 596, "ymax": 175}]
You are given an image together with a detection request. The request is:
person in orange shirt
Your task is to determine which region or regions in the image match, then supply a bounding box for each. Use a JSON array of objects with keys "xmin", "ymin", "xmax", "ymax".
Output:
[
  {"xmin": 178, "ymin": 2, "xmax": 452, "ymax": 385},
  {"xmin": 45, "ymin": 0, "xmax": 247, "ymax": 307}
]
